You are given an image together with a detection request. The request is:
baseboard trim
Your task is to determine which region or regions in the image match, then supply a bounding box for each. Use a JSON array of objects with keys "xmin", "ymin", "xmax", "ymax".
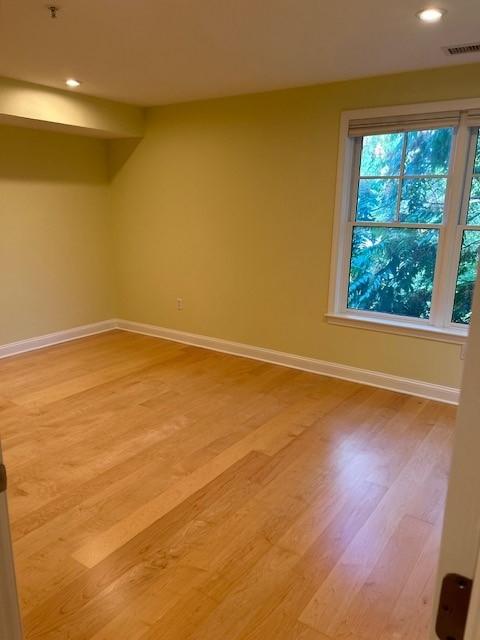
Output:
[
  {"xmin": 117, "ymin": 319, "xmax": 460, "ymax": 405},
  {"xmin": 0, "ymin": 318, "xmax": 459, "ymax": 405},
  {"xmin": 0, "ymin": 320, "xmax": 118, "ymax": 360}
]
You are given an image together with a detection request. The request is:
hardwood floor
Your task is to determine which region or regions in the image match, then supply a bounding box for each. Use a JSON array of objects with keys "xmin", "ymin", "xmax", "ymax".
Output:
[{"xmin": 0, "ymin": 330, "xmax": 454, "ymax": 639}]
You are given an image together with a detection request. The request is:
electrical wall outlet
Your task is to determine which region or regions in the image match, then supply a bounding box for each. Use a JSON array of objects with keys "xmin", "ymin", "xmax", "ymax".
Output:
[{"xmin": 176, "ymin": 297, "xmax": 184, "ymax": 311}]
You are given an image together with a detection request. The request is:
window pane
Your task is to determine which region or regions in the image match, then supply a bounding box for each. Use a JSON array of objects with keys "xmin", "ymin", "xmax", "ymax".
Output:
[
  {"xmin": 356, "ymin": 178, "xmax": 398, "ymax": 222},
  {"xmin": 474, "ymin": 131, "xmax": 480, "ymax": 174},
  {"xmin": 348, "ymin": 227, "xmax": 439, "ymax": 318},
  {"xmin": 399, "ymin": 178, "xmax": 447, "ymax": 223},
  {"xmin": 452, "ymin": 231, "xmax": 480, "ymax": 325},
  {"xmin": 467, "ymin": 177, "xmax": 480, "ymax": 226},
  {"xmin": 404, "ymin": 128, "xmax": 453, "ymax": 175},
  {"xmin": 360, "ymin": 133, "xmax": 403, "ymax": 177}
]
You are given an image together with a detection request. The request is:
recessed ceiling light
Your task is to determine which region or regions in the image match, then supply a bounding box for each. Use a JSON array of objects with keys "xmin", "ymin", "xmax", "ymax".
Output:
[
  {"xmin": 417, "ymin": 8, "xmax": 446, "ymax": 22},
  {"xmin": 65, "ymin": 78, "xmax": 81, "ymax": 88}
]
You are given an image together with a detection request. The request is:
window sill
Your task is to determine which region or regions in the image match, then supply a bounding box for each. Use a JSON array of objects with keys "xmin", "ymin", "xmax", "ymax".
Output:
[{"xmin": 325, "ymin": 313, "xmax": 468, "ymax": 344}]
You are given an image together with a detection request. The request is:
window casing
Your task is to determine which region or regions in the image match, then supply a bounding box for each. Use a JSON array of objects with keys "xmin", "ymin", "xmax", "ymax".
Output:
[{"xmin": 328, "ymin": 100, "xmax": 480, "ymax": 344}]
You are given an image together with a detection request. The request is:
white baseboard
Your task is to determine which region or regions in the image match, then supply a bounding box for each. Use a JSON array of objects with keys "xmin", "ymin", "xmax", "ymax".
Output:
[
  {"xmin": 0, "ymin": 320, "xmax": 118, "ymax": 360},
  {"xmin": 0, "ymin": 318, "xmax": 459, "ymax": 404},
  {"xmin": 117, "ymin": 319, "xmax": 460, "ymax": 405}
]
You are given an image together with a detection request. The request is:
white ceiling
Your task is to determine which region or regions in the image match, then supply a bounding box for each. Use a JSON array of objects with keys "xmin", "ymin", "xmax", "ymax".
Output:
[{"xmin": 0, "ymin": 0, "xmax": 479, "ymax": 107}]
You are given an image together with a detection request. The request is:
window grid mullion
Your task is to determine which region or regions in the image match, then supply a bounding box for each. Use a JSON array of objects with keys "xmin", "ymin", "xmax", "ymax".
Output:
[
  {"xmin": 340, "ymin": 221, "xmax": 354, "ymax": 314},
  {"xmin": 340, "ymin": 140, "xmax": 362, "ymax": 313},
  {"xmin": 395, "ymin": 134, "xmax": 408, "ymax": 222},
  {"xmin": 449, "ymin": 128, "xmax": 479, "ymax": 324},
  {"xmin": 449, "ymin": 132, "xmax": 480, "ymax": 325},
  {"xmin": 349, "ymin": 139, "xmax": 362, "ymax": 223},
  {"xmin": 459, "ymin": 130, "xmax": 478, "ymax": 226},
  {"xmin": 430, "ymin": 120, "xmax": 473, "ymax": 328},
  {"xmin": 353, "ymin": 221, "xmax": 441, "ymax": 230},
  {"xmin": 359, "ymin": 174, "xmax": 452, "ymax": 180}
]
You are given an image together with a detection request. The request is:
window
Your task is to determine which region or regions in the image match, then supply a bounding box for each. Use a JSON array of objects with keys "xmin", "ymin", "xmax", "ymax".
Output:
[
  {"xmin": 452, "ymin": 131, "xmax": 480, "ymax": 325},
  {"xmin": 328, "ymin": 102, "xmax": 480, "ymax": 342}
]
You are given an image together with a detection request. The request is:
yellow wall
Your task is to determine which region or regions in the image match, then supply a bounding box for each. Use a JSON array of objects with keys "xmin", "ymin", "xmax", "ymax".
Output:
[
  {"xmin": 3, "ymin": 64, "xmax": 480, "ymax": 387},
  {"xmin": 0, "ymin": 125, "xmax": 115, "ymax": 344},
  {"xmin": 111, "ymin": 63, "xmax": 480, "ymax": 389}
]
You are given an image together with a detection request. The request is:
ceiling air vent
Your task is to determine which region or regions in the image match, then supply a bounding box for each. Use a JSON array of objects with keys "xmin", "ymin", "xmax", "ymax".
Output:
[{"xmin": 443, "ymin": 42, "xmax": 480, "ymax": 56}]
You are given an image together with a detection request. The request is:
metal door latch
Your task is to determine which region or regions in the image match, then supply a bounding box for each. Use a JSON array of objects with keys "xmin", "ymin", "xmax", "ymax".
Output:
[
  {"xmin": 0, "ymin": 464, "xmax": 7, "ymax": 493},
  {"xmin": 436, "ymin": 573, "xmax": 473, "ymax": 640}
]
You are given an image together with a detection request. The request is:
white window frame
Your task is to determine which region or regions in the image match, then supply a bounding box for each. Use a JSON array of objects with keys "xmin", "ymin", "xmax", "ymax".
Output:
[{"xmin": 327, "ymin": 98, "xmax": 480, "ymax": 345}]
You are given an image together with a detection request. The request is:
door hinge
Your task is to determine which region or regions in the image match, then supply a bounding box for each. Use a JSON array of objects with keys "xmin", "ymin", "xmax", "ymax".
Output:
[
  {"xmin": 0, "ymin": 464, "xmax": 7, "ymax": 493},
  {"xmin": 436, "ymin": 573, "xmax": 473, "ymax": 640}
]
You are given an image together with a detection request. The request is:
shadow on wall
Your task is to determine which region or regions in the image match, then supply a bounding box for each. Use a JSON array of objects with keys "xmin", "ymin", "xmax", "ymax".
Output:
[
  {"xmin": 107, "ymin": 138, "xmax": 142, "ymax": 179},
  {"xmin": 0, "ymin": 125, "xmax": 111, "ymax": 184},
  {"xmin": 0, "ymin": 122, "xmax": 117, "ymax": 346}
]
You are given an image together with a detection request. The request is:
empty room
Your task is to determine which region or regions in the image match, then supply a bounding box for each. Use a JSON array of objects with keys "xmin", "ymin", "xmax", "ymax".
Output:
[{"xmin": 1, "ymin": 2, "xmax": 480, "ymax": 639}]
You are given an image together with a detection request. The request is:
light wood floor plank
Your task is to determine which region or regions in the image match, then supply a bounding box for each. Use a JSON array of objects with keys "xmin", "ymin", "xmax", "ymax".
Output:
[{"xmin": 0, "ymin": 331, "xmax": 454, "ymax": 640}]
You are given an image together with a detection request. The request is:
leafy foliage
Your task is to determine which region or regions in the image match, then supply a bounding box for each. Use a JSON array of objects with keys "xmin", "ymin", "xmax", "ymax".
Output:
[
  {"xmin": 452, "ymin": 231, "xmax": 480, "ymax": 324},
  {"xmin": 475, "ymin": 133, "xmax": 480, "ymax": 174},
  {"xmin": 399, "ymin": 177, "xmax": 446, "ymax": 224},
  {"xmin": 357, "ymin": 178, "xmax": 398, "ymax": 222},
  {"xmin": 467, "ymin": 177, "xmax": 480, "ymax": 225},
  {"xmin": 349, "ymin": 128, "xmax": 461, "ymax": 320},
  {"xmin": 348, "ymin": 227, "xmax": 438, "ymax": 318},
  {"xmin": 404, "ymin": 128, "xmax": 452, "ymax": 175},
  {"xmin": 360, "ymin": 133, "xmax": 403, "ymax": 176}
]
